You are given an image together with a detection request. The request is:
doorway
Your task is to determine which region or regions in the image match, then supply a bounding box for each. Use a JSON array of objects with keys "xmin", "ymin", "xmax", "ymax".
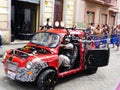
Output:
[
  {"xmin": 11, "ymin": 0, "xmax": 38, "ymax": 40},
  {"xmin": 54, "ymin": 0, "xmax": 63, "ymax": 23}
]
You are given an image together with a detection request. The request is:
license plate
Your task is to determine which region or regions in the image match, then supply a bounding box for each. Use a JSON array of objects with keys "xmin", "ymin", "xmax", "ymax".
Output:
[
  {"xmin": 7, "ymin": 71, "xmax": 16, "ymax": 80},
  {"xmin": 7, "ymin": 61, "xmax": 18, "ymax": 71}
]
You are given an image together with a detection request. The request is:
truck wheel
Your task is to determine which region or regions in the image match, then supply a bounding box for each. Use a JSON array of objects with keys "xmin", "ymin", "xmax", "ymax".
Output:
[
  {"xmin": 37, "ymin": 69, "xmax": 58, "ymax": 90},
  {"xmin": 85, "ymin": 53, "xmax": 98, "ymax": 74},
  {"xmin": 86, "ymin": 66, "xmax": 98, "ymax": 74}
]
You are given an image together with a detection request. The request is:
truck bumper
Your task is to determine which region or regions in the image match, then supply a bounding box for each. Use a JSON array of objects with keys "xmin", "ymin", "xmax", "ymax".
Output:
[{"xmin": 5, "ymin": 62, "xmax": 48, "ymax": 82}]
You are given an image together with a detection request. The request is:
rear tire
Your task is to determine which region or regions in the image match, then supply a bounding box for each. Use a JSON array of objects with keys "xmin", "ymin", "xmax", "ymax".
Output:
[
  {"xmin": 37, "ymin": 69, "xmax": 58, "ymax": 90},
  {"xmin": 86, "ymin": 66, "xmax": 98, "ymax": 74},
  {"xmin": 85, "ymin": 52, "xmax": 98, "ymax": 74}
]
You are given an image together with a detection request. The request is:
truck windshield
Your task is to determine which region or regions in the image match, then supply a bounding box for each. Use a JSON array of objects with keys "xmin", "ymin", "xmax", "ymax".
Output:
[{"xmin": 30, "ymin": 32, "xmax": 60, "ymax": 48}]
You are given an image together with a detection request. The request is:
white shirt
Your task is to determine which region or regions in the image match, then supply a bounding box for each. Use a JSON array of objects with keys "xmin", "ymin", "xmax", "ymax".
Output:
[{"xmin": 60, "ymin": 43, "xmax": 74, "ymax": 49}]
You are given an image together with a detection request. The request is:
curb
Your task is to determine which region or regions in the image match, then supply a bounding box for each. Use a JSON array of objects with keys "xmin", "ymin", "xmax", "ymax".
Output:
[
  {"xmin": 0, "ymin": 47, "xmax": 3, "ymax": 58},
  {"xmin": 2, "ymin": 41, "xmax": 28, "ymax": 46},
  {"xmin": 0, "ymin": 55, "xmax": 3, "ymax": 58},
  {"xmin": 0, "ymin": 41, "xmax": 28, "ymax": 58},
  {"xmin": 10, "ymin": 41, "xmax": 28, "ymax": 45}
]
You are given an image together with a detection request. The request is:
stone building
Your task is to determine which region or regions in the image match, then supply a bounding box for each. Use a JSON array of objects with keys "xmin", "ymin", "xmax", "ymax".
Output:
[
  {"xmin": 0, "ymin": 0, "xmax": 119, "ymax": 44},
  {"xmin": 117, "ymin": 0, "xmax": 120, "ymax": 24},
  {"xmin": 0, "ymin": 0, "xmax": 74, "ymax": 43},
  {"xmin": 74, "ymin": 0, "xmax": 119, "ymax": 29},
  {"xmin": 0, "ymin": 0, "xmax": 10, "ymax": 43}
]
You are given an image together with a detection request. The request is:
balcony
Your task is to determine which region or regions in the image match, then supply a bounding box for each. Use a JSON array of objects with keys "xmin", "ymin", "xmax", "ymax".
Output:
[
  {"xmin": 85, "ymin": 0, "xmax": 104, "ymax": 4},
  {"xmin": 109, "ymin": 7, "xmax": 119, "ymax": 13},
  {"xmin": 85, "ymin": 0, "xmax": 115, "ymax": 6},
  {"xmin": 103, "ymin": 0, "xmax": 114, "ymax": 6}
]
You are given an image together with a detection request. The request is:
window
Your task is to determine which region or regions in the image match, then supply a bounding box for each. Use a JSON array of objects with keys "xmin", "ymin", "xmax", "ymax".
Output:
[
  {"xmin": 101, "ymin": 14, "xmax": 107, "ymax": 26},
  {"xmin": 104, "ymin": 0, "xmax": 111, "ymax": 3},
  {"xmin": 31, "ymin": 32, "xmax": 60, "ymax": 48},
  {"xmin": 86, "ymin": 11, "xmax": 95, "ymax": 25},
  {"xmin": 110, "ymin": 15, "xmax": 115, "ymax": 27}
]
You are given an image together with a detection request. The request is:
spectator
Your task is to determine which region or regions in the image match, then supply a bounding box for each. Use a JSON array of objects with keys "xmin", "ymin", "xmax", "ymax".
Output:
[
  {"xmin": 72, "ymin": 25, "xmax": 76, "ymax": 30},
  {"xmin": 90, "ymin": 23, "xmax": 95, "ymax": 34},
  {"xmin": 115, "ymin": 25, "xmax": 120, "ymax": 51},
  {"xmin": 105, "ymin": 24, "xmax": 110, "ymax": 48},
  {"xmin": 45, "ymin": 18, "xmax": 52, "ymax": 29},
  {"xmin": 110, "ymin": 26, "xmax": 117, "ymax": 48},
  {"xmin": 85, "ymin": 25, "xmax": 92, "ymax": 40},
  {"xmin": 93, "ymin": 24, "xmax": 102, "ymax": 48},
  {"xmin": 40, "ymin": 18, "xmax": 52, "ymax": 31},
  {"xmin": 101, "ymin": 24, "xmax": 109, "ymax": 48}
]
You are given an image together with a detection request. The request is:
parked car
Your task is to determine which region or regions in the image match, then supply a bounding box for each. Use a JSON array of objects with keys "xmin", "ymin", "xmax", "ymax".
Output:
[{"xmin": 2, "ymin": 26, "xmax": 110, "ymax": 90}]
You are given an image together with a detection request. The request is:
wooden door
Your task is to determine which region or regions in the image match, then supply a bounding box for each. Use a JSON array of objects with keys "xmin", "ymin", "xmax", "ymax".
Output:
[{"xmin": 54, "ymin": 0, "xmax": 63, "ymax": 23}]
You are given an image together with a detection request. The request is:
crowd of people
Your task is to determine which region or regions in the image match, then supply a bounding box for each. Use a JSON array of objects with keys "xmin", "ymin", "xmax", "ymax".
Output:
[{"xmin": 85, "ymin": 23, "xmax": 120, "ymax": 51}]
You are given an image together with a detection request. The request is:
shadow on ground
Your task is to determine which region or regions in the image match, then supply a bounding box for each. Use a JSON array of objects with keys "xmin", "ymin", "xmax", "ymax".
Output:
[{"xmin": 5, "ymin": 71, "xmax": 89, "ymax": 90}]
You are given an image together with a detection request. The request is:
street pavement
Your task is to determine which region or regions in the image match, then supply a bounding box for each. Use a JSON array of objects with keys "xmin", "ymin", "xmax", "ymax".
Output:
[{"xmin": 0, "ymin": 43, "xmax": 120, "ymax": 90}]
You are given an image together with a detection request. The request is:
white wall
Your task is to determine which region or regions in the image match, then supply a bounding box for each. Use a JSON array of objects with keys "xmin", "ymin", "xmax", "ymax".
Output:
[
  {"xmin": 74, "ymin": 0, "xmax": 85, "ymax": 23},
  {"xmin": 74, "ymin": 0, "xmax": 110, "ymax": 29},
  {"xmin": 117, "ymin": 0, "xmax": 120, "ymax": 24},
  {"xmin": 74, "ymin": 0, "xmax": 86, "ymax": 29}
]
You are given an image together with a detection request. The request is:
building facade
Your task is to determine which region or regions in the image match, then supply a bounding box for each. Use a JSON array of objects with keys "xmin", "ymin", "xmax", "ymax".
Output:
[
  {"xmin": 0, "ymin": 0, "xmax": 10, "ymax": 43},
  {"xmin": 0, "ymin": 0, "xmax": 74, "ymax": 43},
  {"xmin": 0, "ymin": 0, "xmax": 119, "ymax": 44},
  {"xmin": 117, "ymin": 0, "xmax": 120, "ymax": 24},
  {"xmin": 74, "ymin": 0, "xmax": 119, "ymax": 29}
]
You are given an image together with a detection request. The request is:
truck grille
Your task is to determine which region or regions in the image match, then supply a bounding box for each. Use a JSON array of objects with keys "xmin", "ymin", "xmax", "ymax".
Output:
[{"xmin": 7, "ymin": 61, "xmax": 18, "ymax": 71}]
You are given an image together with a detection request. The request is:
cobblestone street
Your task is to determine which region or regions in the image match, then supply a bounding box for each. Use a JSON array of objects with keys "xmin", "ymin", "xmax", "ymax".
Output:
[
  {"xmin": 0, "ymin": 44, "xmax": 120, "ymax": 90},
  {"xmin": 0, "ymin": 0, "xmax": 120, "ymax": 90}
]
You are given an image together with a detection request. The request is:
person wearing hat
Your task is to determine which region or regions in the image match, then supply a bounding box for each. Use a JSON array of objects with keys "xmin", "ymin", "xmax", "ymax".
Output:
[
  {"xmin": 110, "ymin": 26, "xmax": 117, "ymax": 48},
  {"xmin": 58, "ymin": 35, "xmax": 74, "ymax": 68},
  {"xmin": 116, "ymin": 25, "xmax": 120, "ymax": 51}
]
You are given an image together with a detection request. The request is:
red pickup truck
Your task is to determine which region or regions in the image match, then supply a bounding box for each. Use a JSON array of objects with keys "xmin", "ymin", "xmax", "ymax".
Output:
[{"xmin": 2, "ymin": 28, "xmax": 109, "ymax": 90}]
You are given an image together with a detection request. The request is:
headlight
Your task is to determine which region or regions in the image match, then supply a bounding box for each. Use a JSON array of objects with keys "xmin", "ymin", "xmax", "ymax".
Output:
[
  {"xmin": 26, "ymin": 61, "xmax": 33, "ymax": 69},
  {"xmin": 26, "ymin": 58, "xmax": 43, "ymax": 69},
  {"xmin": 55, "ymin": 21, "xmax": 59, "ymax": 27},
  {"xmin": 60, "ymin": 21, "xmax": 64, "ymax": 27}
]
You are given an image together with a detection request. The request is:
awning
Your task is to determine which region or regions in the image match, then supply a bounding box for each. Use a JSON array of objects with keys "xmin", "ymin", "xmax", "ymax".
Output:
[{"xmin": 18, "ymin": 0, "xmax": 40, "ymax": 4}]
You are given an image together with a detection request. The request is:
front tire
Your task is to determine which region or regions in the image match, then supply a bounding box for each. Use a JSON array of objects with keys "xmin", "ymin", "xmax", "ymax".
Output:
[{"xmin": 37, "ymin": 69, "xmax": 58, "ymax": 90}]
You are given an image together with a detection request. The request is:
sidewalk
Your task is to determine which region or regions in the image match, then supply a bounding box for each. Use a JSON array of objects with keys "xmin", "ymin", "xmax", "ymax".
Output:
[
  {"xmin": 0, "ymin": 40, "xmax": 28, "ymax": 58},
  {"xmin": 10, "ymin": 39, "xmax": 29, "ymax": 45},
  {"xmin": 0, "ymin": 47, "xmax": 3, "ymax": 57}
]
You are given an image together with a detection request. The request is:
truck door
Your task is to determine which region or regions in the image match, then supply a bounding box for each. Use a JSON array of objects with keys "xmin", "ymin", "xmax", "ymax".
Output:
[{"xmin": 85, "ymin": 48, "xmax": 110, "ymax": 67}]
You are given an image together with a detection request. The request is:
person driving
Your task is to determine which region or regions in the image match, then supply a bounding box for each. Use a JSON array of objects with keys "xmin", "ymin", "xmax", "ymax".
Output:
[{"xmin": 58, "ymin": 35, "xmax": 74, "ymax": 68}]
